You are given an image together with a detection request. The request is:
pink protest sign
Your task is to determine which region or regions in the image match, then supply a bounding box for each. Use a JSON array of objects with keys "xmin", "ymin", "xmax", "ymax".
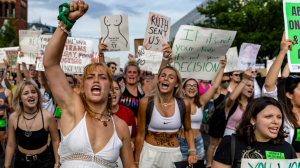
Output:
[{"xmin": 237, "ymin": 43, "xmax": 261, "ymax": 71}]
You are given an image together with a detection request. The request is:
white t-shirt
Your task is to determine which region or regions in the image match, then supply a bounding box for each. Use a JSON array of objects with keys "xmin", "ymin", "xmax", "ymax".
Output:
[
  {"xmin": 254, "ymin": 79, "xmax": 261, "ymax": 98},
  {"xmin": 40, "ymin": 88, "xmax": 55, "ymax": 115}
]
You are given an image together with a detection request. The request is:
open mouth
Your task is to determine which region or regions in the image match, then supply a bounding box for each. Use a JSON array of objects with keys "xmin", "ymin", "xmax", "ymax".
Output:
[
  {"xmin": 189, "ymin": 90, "xmax": 195, "ymax": 94},
  {"xmin": 28, "ymin": 98, "xmax": 35, "ymax": 104},
  {"xmin": 129, "ymin": 77, "xmax": 135, "ymax": 82},
  {"xmin": 269, "ymin": 127, "xmax": 278, "ymax": 134},
  {"xmin": 248, "ymin": 90, "xmax": 253, "ymax": 94},
  {"xmin": 112, "ymin": 95, "xmax": 116, "ymax": 100},
  {"xmin": 91, "ymin": 86, "xmax": 101, "ymax": 94},
  {"xmin": 161, "ymin": 83, "xmax": 169, "ymax": 90}
]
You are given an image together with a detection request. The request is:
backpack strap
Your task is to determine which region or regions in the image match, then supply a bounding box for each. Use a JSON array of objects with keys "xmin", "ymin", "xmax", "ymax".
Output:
[
  {"xmin": 176, "ymin": 98, "xmax": 186, "ymax": 125},
  {"xmin": 146, "ymin": 96, "xmax": 155, "ymax": 125},
  {"xmin": 231, "ymin": 134, "xmax": 236, "ymax": 166},
  {"xmin": 216, "ymin": 91, "xmax": 230, "ymax": 109},
  {"xmin": 227, "ymin": 100, "xmax": 239, "ymax": 121}
]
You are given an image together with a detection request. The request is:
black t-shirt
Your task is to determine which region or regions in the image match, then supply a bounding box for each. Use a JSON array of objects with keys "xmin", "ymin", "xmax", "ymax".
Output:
[
  {"xmin": 292, "ymin": 128, "xmax": 300, "ymax": 152},
  {"xmin": 214, "ymin": 135, "xmax": 297, "ymax": 168},
  {"xmin": 119, "ymin": 87, "xmax": 144, "ymax": 117}
]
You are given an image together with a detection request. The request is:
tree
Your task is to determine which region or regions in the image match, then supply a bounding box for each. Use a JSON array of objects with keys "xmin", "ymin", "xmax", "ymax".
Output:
[
  {"xmin": 195, "ymin": 0, "xmax": 284, "ymax": 63},
  {"xmin": 0, "ymin": 19, "xmax": 19, "ymax": 47}
]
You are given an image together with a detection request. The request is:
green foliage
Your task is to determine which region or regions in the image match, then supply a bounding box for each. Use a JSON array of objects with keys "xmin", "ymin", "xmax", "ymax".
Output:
[
  {"xmin": 0, "ymin": 19, "xmax": 19, "ymax": 47},
  {"xmin": 195, "ymin": 0, "xmax": 284, "ymax": 63}
]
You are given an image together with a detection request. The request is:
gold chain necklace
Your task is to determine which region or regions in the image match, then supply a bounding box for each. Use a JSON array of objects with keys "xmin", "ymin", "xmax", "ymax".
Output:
[
  {"xmin": 87, "ymin": 110, "xmax": 111, "ymax": 127},
  {"xmin": 161, "ymin": 98, "xmax": 174, "ymax": 107}
]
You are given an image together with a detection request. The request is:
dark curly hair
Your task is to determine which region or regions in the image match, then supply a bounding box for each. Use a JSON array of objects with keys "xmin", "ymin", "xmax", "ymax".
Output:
[{"xmin": 235, "ymin": 97, "xmax": 287, "ymax": 145}]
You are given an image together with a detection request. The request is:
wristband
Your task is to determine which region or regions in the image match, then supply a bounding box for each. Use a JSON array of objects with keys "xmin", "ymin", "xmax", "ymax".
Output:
[
  {"xmin": 54, "ymin": 163, "xmax": 61, "ymax": 167},
  {"xmin": 162, "ymin": 57, "xmax": 169, "ymax": 61},
  {"xmin": 188, "ymin": 149, "xmax": 197, "ymax": 154},
  {"xmin": 99, "ymin": 53, "xmax": 104, "ymax": 57},
  {"xmin": 57, "ymin": 2, "xmax": 76, "ymax": 30}
]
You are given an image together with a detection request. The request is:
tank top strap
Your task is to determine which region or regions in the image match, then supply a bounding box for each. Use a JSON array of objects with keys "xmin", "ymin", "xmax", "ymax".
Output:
[
  {"xmin": 111, "ymin": 116, "xmax": 116, "ymax": 132},
  {"xmin": 41, "ymin": 109, "xmax": 44, "ymax": 129},
  {"xmin": 17, "ymin": 116, "xmax": 19, "ymax": 127}
]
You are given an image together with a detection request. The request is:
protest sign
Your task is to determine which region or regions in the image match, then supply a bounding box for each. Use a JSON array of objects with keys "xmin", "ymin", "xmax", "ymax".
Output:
[
  {"xmin": 236, "ymin": 43, "xmax": 261, "ymax": 71},
  {"xmin": 284, "ymin": 0, "xmax": 300, "ymax": 72},
  {"xmin": 241, "ymin": 158, "xmax": 300, "ymax": 168},
  {"xmin": 0, "ymin": 47, "xmax": 18, "ymax": 63},
  {"xmin": 171, "ymin": 25, "xmax": 237, "ymax": 80},
  {"xmin": 143, "ymin": 12, "xmax": 171, "ymax": 52},
  {"xmin": 5, "ymin": 51, "xmax": 18, "ymax": 66},
  {"xmin": 137, "ymin": 46, "xmax": 163, "ymax": 74},
  {"xmin": 255, "ymin": 64, "xmax": 265, "ymax": 69},
  {"xmin": 134, "ymin": 39, "xmax": 144, "ymax": 54},
  {"xmin": 224, "ymin": 47, "xmax": 238, "ymax": 73},
  {"xmin": 19, "ymin": 30, "xmax": 41, "ymax": 64},
  {"xmin": 105, "ymin": 57, "xmax": 120, "ymax": 74},
  {"xmin": 267, "ymin": 60, "xmax": 281, "ymax": 77},
  {"xmin": 100, "ymin": 14, "xmax": 130, "ymax": 52},
  {"xmin": 36, "ymin": 35, "xmax": 94, "ymax": 74}
]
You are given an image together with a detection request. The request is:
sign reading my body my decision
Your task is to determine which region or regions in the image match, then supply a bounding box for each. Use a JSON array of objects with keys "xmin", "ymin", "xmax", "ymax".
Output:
[{"xmin": 284, "ymin": 0, "xmax": 300, "ymax": 72}]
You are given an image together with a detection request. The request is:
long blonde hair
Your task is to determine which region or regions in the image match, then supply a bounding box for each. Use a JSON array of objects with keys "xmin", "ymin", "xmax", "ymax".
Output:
[
  {"xmin": 13, "ymin": 80, "xmax": 43, "ymax": 117},
  {"xmin": 147, "ymin": 66, "xmax": 184, "ymax": 113},
  {"xmin": 79, "ymin": 63, "xmax": 114, "ymax": 115}
]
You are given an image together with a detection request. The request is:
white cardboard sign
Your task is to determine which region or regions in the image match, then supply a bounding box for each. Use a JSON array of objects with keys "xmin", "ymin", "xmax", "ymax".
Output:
[
  {"xmin": 100, "ymin": 14, "xmax": 130, "ymax": 52},
  {"xmin": 224, "ymin": 47, "xmax": 239, "ymax": 73},
  {"xmin": 19, "ymin": 30, "xmax": 41, "ymax": 64},
  {"xmin": 137, "ymin": 46, "xmax": 163, "ymax": 74},
  {"xmin": 0, "ymin": 47, "xmax": 18, "ymax": 63},
  {"xmin": 172, "ymin": 25, "xmax": 237, "ymax": 80},
  {"xmin": 241, "ymin": 159, "xmax": 300, "ymax": 168},
  {"xmin": 143, "ymin": 12, "xmax": 171, "ymax": 52},
  {"xmin": 36, "ymin": 35, "xmax": 94, "ymax": 74},
  {"xmin": 237, "ymin": 43, "xmax": 261, "ymax": 71}
]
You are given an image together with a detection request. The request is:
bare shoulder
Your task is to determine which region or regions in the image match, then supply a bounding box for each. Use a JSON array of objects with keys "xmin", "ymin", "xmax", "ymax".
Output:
[
  {"xmin": 9, "ymin": 112, "xmax": 18, "ymax": 129},
  {"xmin": 5, "ymin": 88, "xmax": 12, "ymax": 96},
  {"xmin": 113, "ymin": 115, "xmax": 130, "ymax": 140},
  {"xmin": 139, "ymin": 97, "xmax": 149, "ymax": 105},
  {"xmin": 41, "ymin": 109, "xmax": 55, "ymax": 120},
  {"xmin": 183, "ymin": 98, "xmax": 191, "ymax": 107}
]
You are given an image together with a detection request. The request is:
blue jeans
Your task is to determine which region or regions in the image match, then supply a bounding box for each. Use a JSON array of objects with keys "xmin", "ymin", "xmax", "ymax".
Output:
[{"xmin": 178, "ymin": 134, "xmax": 205, "ymax": 160}]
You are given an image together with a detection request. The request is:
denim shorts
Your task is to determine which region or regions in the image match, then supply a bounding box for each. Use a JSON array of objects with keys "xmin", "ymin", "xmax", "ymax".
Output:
[{"xmin": 178, "ymin": 134, "xmax": 205, "ymax": 160}]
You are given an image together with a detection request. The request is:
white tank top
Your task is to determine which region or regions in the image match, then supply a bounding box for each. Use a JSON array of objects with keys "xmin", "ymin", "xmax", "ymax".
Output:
[
  {"xmin": 148, "ymin": 99, "xmax": 181, "ymax": 132},
  {"xmin": 58, "ymin": 112, "xmax": 123, "ymax": 168},
  {"xmin": 191, "ymin": 106, "xmax": 203, "ymax": 129}
]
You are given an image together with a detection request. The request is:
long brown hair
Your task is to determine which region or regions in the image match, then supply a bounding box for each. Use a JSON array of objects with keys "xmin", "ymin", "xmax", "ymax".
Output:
[
  {"xmin": 236, "ymin": 97, "xmax": 287, "ymax": 145},
  {"xmin": 182, "ymin": 78, "xmax": 201, "ymax": 108},
  {"xmin": 80, "ymin": 63, "xmax": 114, "ymax": 115},
  {"xmin": 238, "ymin": 80, "xmax": 254, "ymax": 111}
]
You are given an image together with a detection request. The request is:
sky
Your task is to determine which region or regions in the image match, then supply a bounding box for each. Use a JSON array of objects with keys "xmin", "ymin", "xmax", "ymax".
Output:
[{"xmin": 28, "ymin": 0, "xmax": 203, "ymax": 64}]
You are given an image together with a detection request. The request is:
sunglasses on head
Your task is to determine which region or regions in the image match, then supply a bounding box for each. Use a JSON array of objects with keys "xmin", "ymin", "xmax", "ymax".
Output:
[{"xmin": 221, "ymin": 80, "xmax": 230, "ymax": 84}]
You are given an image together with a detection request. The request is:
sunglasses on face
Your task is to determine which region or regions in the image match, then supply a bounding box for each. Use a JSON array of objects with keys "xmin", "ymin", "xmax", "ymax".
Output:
[
  {"xmin": 252, "ymin": 71, "xmax": 258, "ymax": 73},
  {"xmin": 111, "ymin": 67, "xmax": 117, "ymax": 70},
  {"xmin": 221, "ymin": 80, "xmax": 230, "ymax": 84},
  {"xmin": 79, "ymin": 74, "xmax": 82, "ymax": 77},
  {"xmin": 186, "ymin": 84, "xmax": 197, "ymax": 88},
  {"xmin": 233, "ymin": 74, "xmax": 240, "ymax": 77}
]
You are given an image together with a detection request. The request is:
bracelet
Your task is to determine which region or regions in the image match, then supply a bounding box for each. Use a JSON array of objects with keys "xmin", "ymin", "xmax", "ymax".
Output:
[
  {"xmin": 99, "ymin": 53, "xmax": 104, "ymax": 57},
  {"xmin": 54, "ymin": 163, "xmax": 61, "ymax": 167},
  {"xmin": 188, "ymin": 149, "xmax": 197, "ymax": 154},
  {"xmin": 162, "ymin": 57, "xmax": 169, "ymax": 61},
  {"xmin": 57, "ymin": 2, "xmax": 76, "ymax": 30},
  {"xmin": 241, "ymin": 81, "xmax": 248, "ymax": 85},
  {"xmin": 58, "ymin": 22, "xmax": 70, "ymax": 35}
]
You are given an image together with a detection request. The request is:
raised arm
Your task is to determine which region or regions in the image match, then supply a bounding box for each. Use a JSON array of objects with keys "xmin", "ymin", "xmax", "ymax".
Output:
[
  {"xmin": 43, "ymin": 1, "xmax": 89, "ymax": 112},
  {"xmin": 142, "ymin": 42, "xmax": 172, "ymax": 94},
  {"xmin": 98, "ymin": 37, "xmax": 107, "ymax": 64},
  {"xmin": 200, "ymin": 57, "xmax": 227, "ymax": 106},
  {"xmin": 265, "ymin": 32, "xmax": 294, "ymax": 92},
  {"xmin": 281, "ymin": 63, "xmax": 290, "ymax": 79},
  {"xmin": 3, "ymin": 59, "xmax": 11, "ymax": 88},
  {"xmin": 225, "ymin": 67, "xmax": 252, "ymax": 112}
]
